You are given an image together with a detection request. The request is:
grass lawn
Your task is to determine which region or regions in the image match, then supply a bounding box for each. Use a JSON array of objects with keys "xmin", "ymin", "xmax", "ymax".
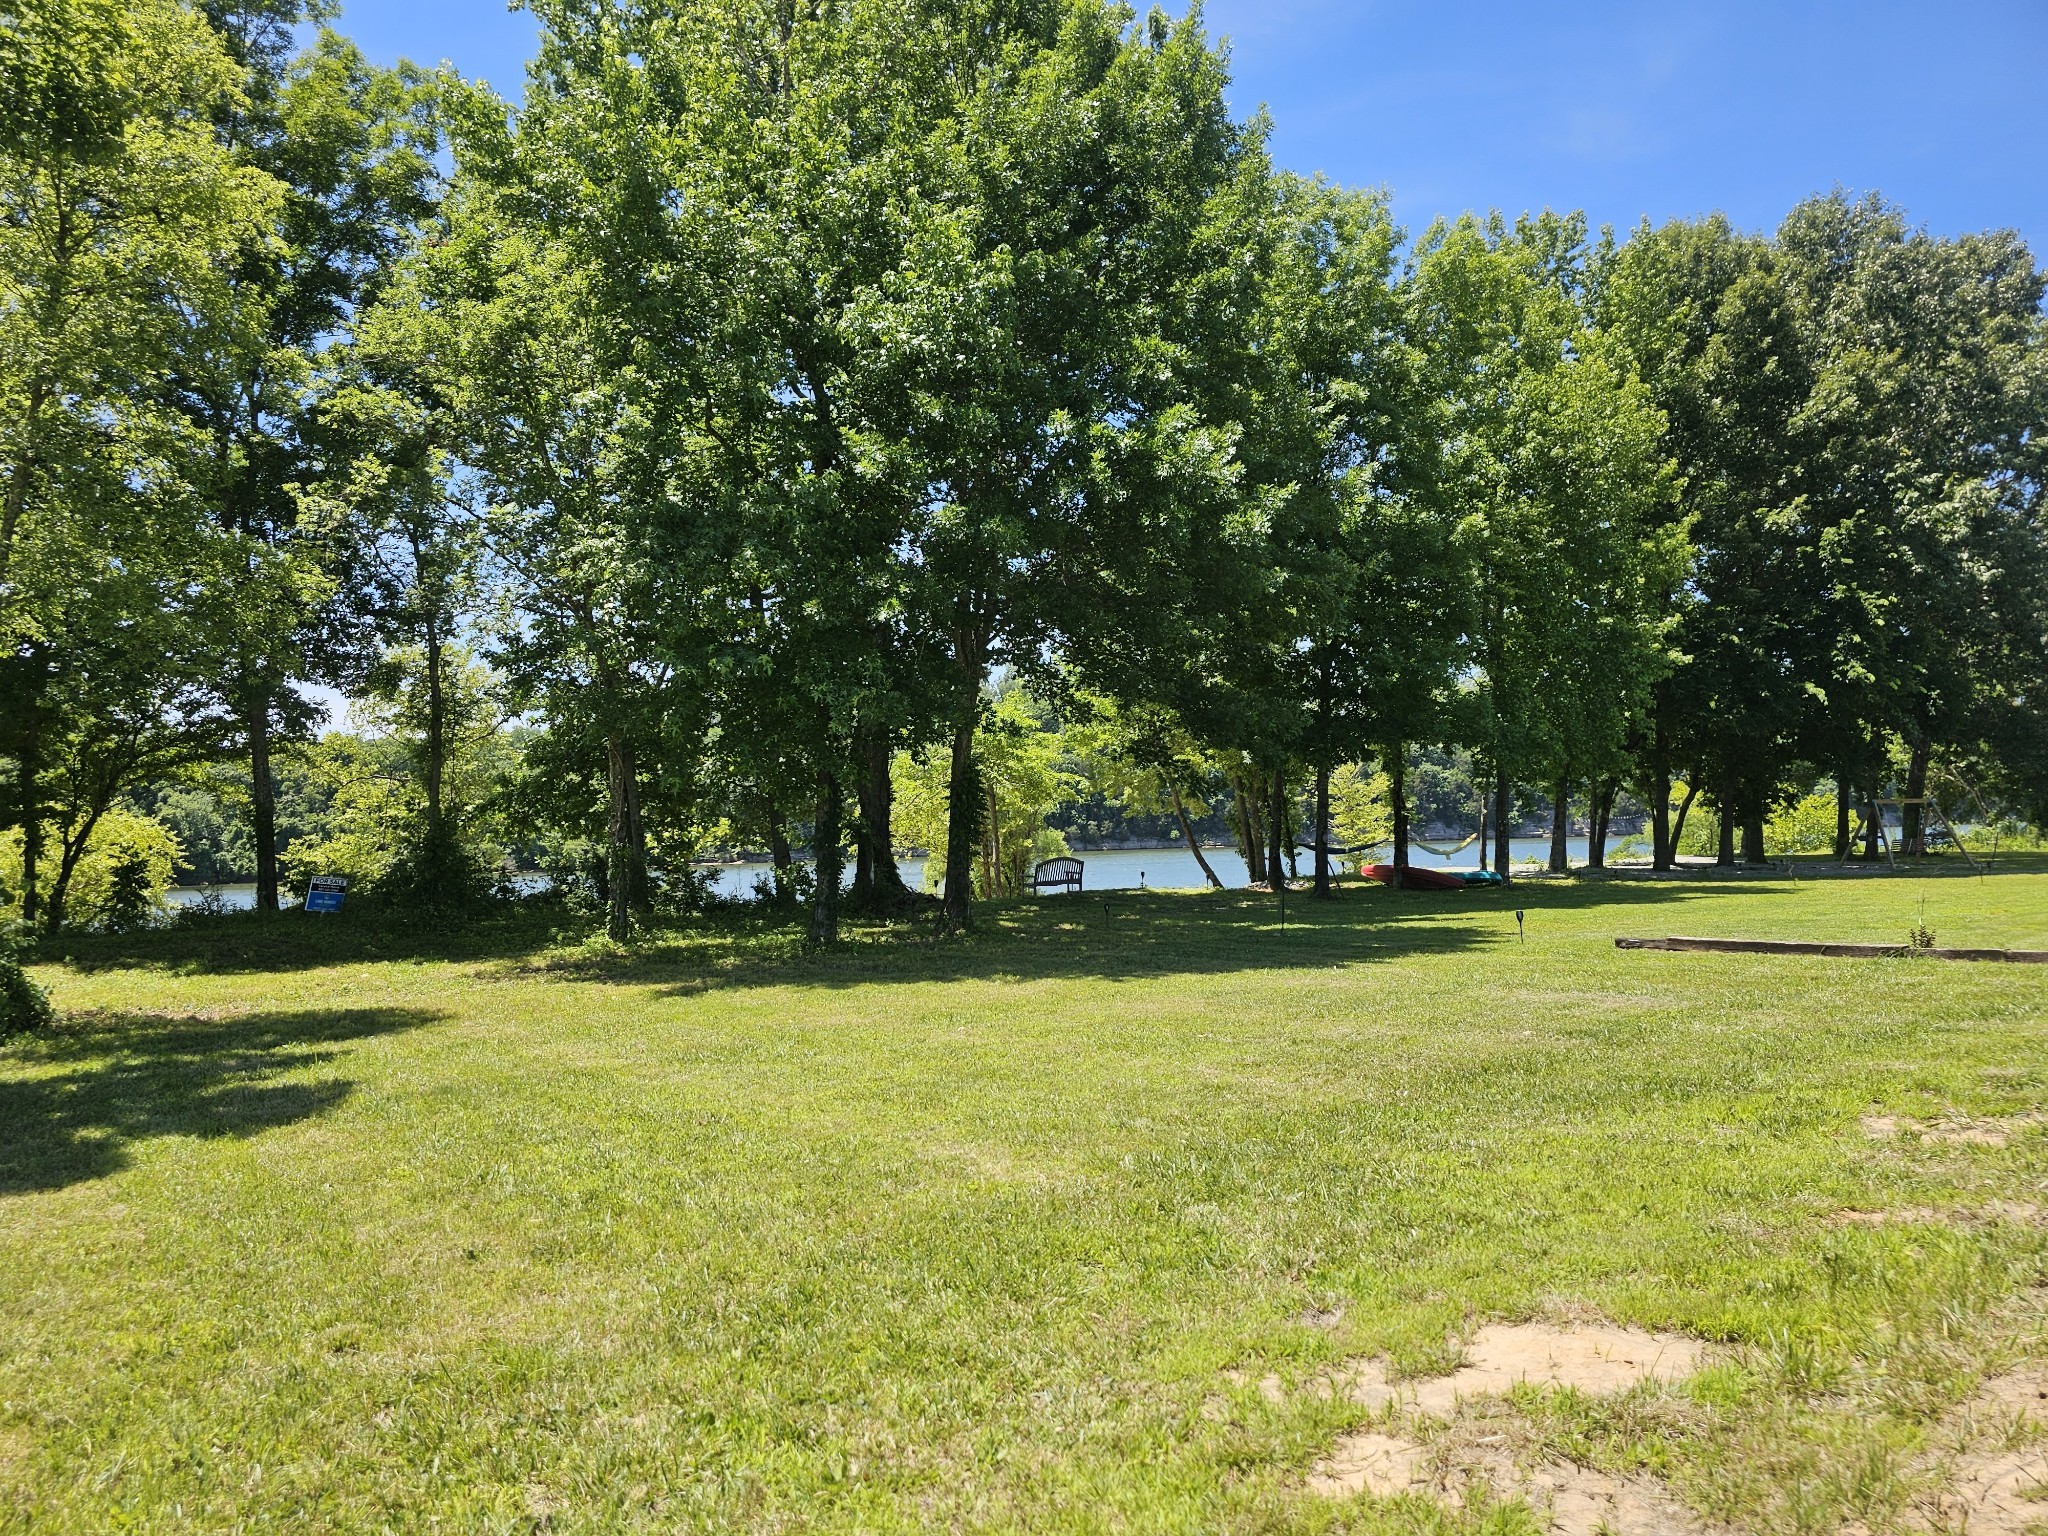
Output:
[{"xmin": 4, "ymin": 865, "xmax": 2047, "ymax": 1533}]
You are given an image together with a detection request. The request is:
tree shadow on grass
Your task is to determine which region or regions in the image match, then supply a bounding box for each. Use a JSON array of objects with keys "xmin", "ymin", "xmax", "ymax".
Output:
[
  {"xmin": 42, "ymin": 859, "xmax": 2039, "ymax": 988},
  {"xmin": 549, "ymin": 874, "xmax": 1768, "ymax": 998},
  {"xmin": 43, "ymin": 903, "xmax": 572, "ymax": 977},
  {"xmin": 0, "ymin": 1006, "xmax": 443, "ymax": 1195}
]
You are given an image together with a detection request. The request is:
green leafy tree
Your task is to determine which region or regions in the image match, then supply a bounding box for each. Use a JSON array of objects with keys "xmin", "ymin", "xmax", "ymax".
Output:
[
  {"xmin": 875, "ymin": 4, "xmax": 1260, "ymax": 928},
  {"xmin": 1592, "ymin": 214, "xmax": 1810, "ymax": 867},
  {"xmin": 1064, "ymin": 696, "xmax": 1228, "ymax": 888},
  {"xmin": 0, "ymin": 0, "xmax": 279, "ymax": 924},
  {"xmin": 894, "ymin": 684, "xmax": 1072, "ymax": 899},
  {"xmin": 1124, "ymin": 173, "xmax": 1434, "ymax": 898},
  {"xmin": 1408, "ymin": 213, "xmax": 1681, "ymax": 880},
  {"xmin": 170, "ymin": 4, "xmax": 442, "ymax": 913},
  {"xmin": 1774, "ymin": 193, "xmax": 2046, "ymax": 855}
]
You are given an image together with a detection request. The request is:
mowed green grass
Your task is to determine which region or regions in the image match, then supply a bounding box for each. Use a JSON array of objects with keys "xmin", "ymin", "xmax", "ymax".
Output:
[{"xmin": 3, "ymin": 868, "xmax": 2046, "ymax": 1533}]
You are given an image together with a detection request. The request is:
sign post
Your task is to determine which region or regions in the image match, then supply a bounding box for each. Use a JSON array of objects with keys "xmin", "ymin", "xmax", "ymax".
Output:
[{"xmin": 305, "ymin": 874, "xmax": 348, "ymax": 913}]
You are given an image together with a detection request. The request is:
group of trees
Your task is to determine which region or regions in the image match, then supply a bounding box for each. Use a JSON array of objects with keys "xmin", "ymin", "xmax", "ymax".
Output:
[{"xmin": 4, "ymin": 0, "xmax": 2044, "ymax": 943}]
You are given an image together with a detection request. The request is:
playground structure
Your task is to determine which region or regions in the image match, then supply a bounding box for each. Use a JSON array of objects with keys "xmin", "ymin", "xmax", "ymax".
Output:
[{"xmin": 1840, "ymin": 765, "xmax": 1996, "ymax": 872}]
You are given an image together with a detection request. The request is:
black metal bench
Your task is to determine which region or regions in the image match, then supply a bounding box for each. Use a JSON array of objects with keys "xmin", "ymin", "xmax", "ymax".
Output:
[{"xmin": 1028, "ymin": 856, "xmax": 1084, "ymax": 895}]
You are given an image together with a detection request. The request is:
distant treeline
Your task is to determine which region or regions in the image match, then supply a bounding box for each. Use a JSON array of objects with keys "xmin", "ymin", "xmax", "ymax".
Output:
[{"xmin": 3, "ymin": 0, "xmax": 2042, "ymax": 939}]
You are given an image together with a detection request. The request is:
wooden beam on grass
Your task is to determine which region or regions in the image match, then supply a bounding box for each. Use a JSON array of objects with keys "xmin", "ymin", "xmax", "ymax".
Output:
[{"xmin": 1615, "ymin": 936, "xmax": 2048, "ymax": 963}]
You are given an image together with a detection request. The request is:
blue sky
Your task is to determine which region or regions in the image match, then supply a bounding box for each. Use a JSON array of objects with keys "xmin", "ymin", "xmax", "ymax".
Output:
[{"xmin": 328, "ymin": 0, "xmax": 2047, "ymax": 250}]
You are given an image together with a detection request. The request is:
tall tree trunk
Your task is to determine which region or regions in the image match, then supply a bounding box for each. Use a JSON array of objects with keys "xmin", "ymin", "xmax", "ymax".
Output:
[
  {"xmin": 1389, "ymin": 749, "xmax": 1410, "ymax": 883},
  {"xmin": 1266, "ymin": 766, "xmax": 1287, "ymax": 891},
  {"xmin": 1861, "ymin": 733, "xmax": 1885, "ymax": 861},
  {"xmin": 852, "ymin": 804, "xmax": 874, "ymax": 907},
  {"xmin": 44, "ymin": 810, "xmax": 106, "ymax": 934},
  {"xmin": 851, "ymin": 729, "xmax": 911, "ymax": 913},
  {"xmin": 1169, "ymin": 782, "xmax": 1223, "ymax": 890},
  {"xmin": 1835, "ymin": 772, "xmax": 1853, "ymax": 860},
  {"xmin": 423, "ymin": 623, "xmax": 446, "ymax": 836},
  {"xmin": 45, "ymin": 840, "xmax": 80, "ymax": 932},
  {"xmin": 15, "ymin": 728, "xmax": 39, "ymax": 927},
  {"xmin": 1651, "ymin": 766, "xmax": 1673, "ymax": 872},
  {"xmin": 1901, "ymin": 738, "xmax": 1931, "ymax": 855},
  {"xmin": 985, "ymin": 782, "xmax": 1001, "ymax": 897},
  {"xmin": 1311, "ymin": 764, "xmax": 1332, "ymax": 898},
  {"xmin": 1548, "ymin": 776, "xmax": 1570, "ymax": 874},
  {"xmin": 248, "ymin": 695, "xmax": 279, "ymax": 913},
  {"xmin": 1279, "ymin": 770, "xmax": 1300, "ymax": 881},
  {"xmin": 1741, "ymin": 810, "xmax": 1767, "ymax": 865},
  {"xmin": 766, "ymin": 799, "xmax": 794, "ymax": 905},
  {"xmin": 1716, "ymin": 778, "xmax": 1736, "ymax": 867},
  {"xmin": 942, "ymin": 719, "xmax": 978, "ymax": 930},
  {"xmin": 1493, "ymin": 767, "xmax": 1512, "ymax": 885},
  {"xmin": 1586, "ymin": 778, "xmax": 1613, "ymax": 870},
  {"xmin": 1671, "ymin": 778, "xmax": 1700, "ymax": 854},
  {"xmin": 1477, "ymin": 765, "xmax": 1491, "ymax": 871},
  {"xmin": 851, "ymin": 742, "xmax": 875, "ymax": 910},
  {"xmin": 1235, "ymin": 774, "xmax": 1267, "ymax": 886},
  {"xmin": 809, "ymin": 770, "xmax": 842, "ymax": 944},
  {"xmin": 1646, "ymin": 703, "xmax": 1671, "ymax": 872},
  {"xmin": 605, "ymin": 734, "xmax": 648, "ymax": 941}
]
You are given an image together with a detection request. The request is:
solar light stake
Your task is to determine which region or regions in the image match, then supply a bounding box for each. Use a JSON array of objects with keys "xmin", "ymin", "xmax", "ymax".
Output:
[{"xmin": 1515, "ymin": 909, "xmax": 1525, "ymax": 943}]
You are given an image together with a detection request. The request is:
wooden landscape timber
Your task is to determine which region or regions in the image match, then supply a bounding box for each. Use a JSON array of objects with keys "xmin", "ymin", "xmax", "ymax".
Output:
[{"xmin": 1616, "ymin": 935, "xmax": 2048, "ymax": 963}]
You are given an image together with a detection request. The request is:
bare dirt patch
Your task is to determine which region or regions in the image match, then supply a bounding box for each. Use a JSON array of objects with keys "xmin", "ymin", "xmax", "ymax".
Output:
[
  {"xmin": 1305, "ymin": 1431, "xmax": 1426, "ymax": 1498},
  {"xmin": 1910, "ymin": 1363, "xmax": 2048, "ymax": 1536},
  {"xmin": 1297, "ymin": 1321, "xmax": 1713, "ymax": 1527},
  {"xmin": 1862, "ymin": 1111, "xmax": 2048, "ymax": 1148},
  {"xmin": 1307, "ymin": 1420, "xmax": 1709, "ymax": 1532},
  {"xmin": 1526, "ymin": 1461, "xmax": 1708, "ymax": 1536},
  {"xmin": 1339, "ymin": 1322, "xmax": 1706, "ymax": 1418}
]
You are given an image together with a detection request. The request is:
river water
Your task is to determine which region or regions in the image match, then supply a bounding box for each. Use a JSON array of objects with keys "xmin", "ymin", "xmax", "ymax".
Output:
[{"xmin": 166, "ymin": 834, "xmax": 1636, "ymax": 910}]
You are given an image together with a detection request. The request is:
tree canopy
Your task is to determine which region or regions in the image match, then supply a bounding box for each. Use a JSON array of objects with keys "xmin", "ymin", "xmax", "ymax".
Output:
[{"xmin": 3, "ymin": 0, "xmax": 2044, "ymax": 935}]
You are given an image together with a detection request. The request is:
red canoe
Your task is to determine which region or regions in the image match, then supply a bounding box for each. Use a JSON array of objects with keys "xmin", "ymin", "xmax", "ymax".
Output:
[{"xmin": 1361, "ymin": 863, "xmax": 1466, "ymax": 891}]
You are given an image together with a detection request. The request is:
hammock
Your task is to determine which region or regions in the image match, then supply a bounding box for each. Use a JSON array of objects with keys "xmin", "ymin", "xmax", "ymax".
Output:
[
  {"xmin": 1409, "ymin": 833, "xmax": 1478, "ymax": 858},
  {"xmin": 1294, "ymin": 835, "xmax": 1474, "ymax": 860},
  {"xmin": 1307, "ymin": 833, "xmax": 1480, "ymax": 860}
]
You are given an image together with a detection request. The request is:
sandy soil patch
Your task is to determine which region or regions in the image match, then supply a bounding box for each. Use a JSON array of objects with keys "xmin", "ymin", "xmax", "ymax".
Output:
[
  {"xmin": 1305, "ymin": 1431, "xmax": 1427, "ymax": 1498},
  {"xmin": 1862, "ymin": 1111, "xmax": 2048, "ymax": 1148},
  {"xmin": 1339, "ymin": 1322, "xmax": 1706, "ymax": 1418},
  {"xmin": 1979, "ymin": 1364, "xmax": 2048, "ymax": 1420},
  {"xmin": 1307, "ymin": 1421, "xmax": 1709, "ymax": 1532},
  {"xmin": 1910, "ymin": 1362, "xmax": 2048, "ymax": 1535},
  {"xmin": 1526, "ymin": 1460, "xmax": 1709, "ymax": 1535},
  {"xmin": 1298, "ymin": 1321, "xmax": 1713, "ymax": 1527}
]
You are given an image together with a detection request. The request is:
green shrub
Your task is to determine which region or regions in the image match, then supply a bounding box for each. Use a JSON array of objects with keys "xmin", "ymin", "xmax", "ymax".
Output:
[
  {"xmin": 1, "ymin": 807, "xmax": 180, "ymax": 929},
  {"xmin": 1962, "ymin": 819, "xmax": 2048, "ymax": 853},
  {"xmin": 0, "ymin": 926, "xmax": 53, "ymax": 1037},
  {"xmin": 1767, "ymin": 791, "xmax": 1840, "ymax": 855},
  {"xmin": 1675, "ymin": 802, "xmax": 1721, "ymax": 857},
  {"xmin": 374, "ymin": 822, "xmax": 499, "ymax": 912}
]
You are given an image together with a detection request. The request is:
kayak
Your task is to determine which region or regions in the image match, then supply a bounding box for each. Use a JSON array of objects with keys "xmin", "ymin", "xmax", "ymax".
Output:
[{"xmin": 1361, "ymin": 863, "xmax": 1467, "ymax": 891}]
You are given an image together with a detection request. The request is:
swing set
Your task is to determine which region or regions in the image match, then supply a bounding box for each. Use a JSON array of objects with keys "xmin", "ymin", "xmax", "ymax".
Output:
[{"xmin": 1839, "ymin": 766, "xmax": 1995, "ymax": 872}]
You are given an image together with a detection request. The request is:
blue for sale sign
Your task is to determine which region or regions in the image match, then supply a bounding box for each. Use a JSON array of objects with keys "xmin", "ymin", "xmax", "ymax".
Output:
[{"xmin": 306, "ymin": 875, "xmax": 347, "ymax": 913}]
